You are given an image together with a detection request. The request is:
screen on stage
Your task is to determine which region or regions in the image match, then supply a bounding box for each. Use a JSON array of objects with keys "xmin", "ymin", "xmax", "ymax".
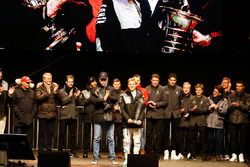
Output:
[
  {"xmin": 0, "ymin": 134, "xmax": 35, "ymax": 160},
  {"xmin": 0, "ymin": 0, "xmax": 226, "ymax": 54}
]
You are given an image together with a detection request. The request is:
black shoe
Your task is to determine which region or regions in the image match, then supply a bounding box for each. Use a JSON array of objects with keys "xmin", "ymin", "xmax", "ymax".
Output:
[
  {"xmin": 83, "ymin": 152, "xmax": 88, "ymax": 158},
  {"xmin": 187, "ymin": 156, "xmax": 196, "ymax": 160}
]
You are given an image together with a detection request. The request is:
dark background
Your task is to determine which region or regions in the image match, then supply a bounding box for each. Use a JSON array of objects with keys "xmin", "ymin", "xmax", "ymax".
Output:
[{"xmin": 0, "ymin": 0, "xmax": 250, "ymax": 95}]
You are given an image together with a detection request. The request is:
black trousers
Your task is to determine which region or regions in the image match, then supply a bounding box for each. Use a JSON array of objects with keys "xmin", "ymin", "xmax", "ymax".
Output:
[
  {"xmin": 178, "ymin": 127, "xmax": 189, "ymax": 154},
  {"xmin": 145, "ymin": 118, "xmax": 164, "ymax": 154},
  {"xmin": 58, "ymin": 119, "xmax": 77, "ymax": 152},
  {"xmin": 163, "ymin": 118, "xmax": 180, "ymax": 151},
  {"xmin": 82, "ymin": 122, "xmax": 92, "ymax": 152},
  {"xmin": 229, "ymin": 123, "xmax": 247, "ymax": 154},
  {"xmin": 38, "ymin": 118, "xmax": 56, "ymax": 151},
  {"xmin": 114, "ymin": 122, "xmax": 123, "ymax": 152},
  {"xmin": 189, "ymin": 125, "xmax": 207, "ymax": 157}
]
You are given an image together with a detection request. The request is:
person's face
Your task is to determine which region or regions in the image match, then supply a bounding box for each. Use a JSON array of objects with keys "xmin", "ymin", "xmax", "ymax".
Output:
[
  {"xmin": 151, "ymin": 77, "xmax": 159, "ymax": 87},
  {"xmin": 66, "ymin": 78, "xmax": 74, "ymax": 88},
  {"xmin": 213, "ymin": 88, "xmax": 221, "ymax": 97},
  {"xmin": 43, "ymin": 75, "xmax": 52, "ymax": 85},
  {"xmin": 133, "ymin": 77, "xmax": 140, "ymax": 87},
  {"xmin": 128, "ymin": 80, "xmax": 136, "ymax": 91},
  {"xmin": 22, "ymin": 82, "xmax": 31, "ymax": 89},
  {"xmin": 195, "ymin": 87, "xmax": 203, "ymax": 97},
  {"xmin": 168, "ymin": 77, "xmax": 177, "ymax": 87},
  {"xmin": 99, "ymin": 77, "xmax": 108, "ymax": 87},
  {"xmin": 221, "ymin": 79, "xmax": 230, "ymax": 89},
  {"xmin": 236, "ymin": 83, "xmax": 244, "ymax": 93},
  {"xmin": 0, "ymin": 71, "xmax": 3, "ymax": 80},
  {"xmin": 90, "ymin": 80, "xmax": 97, "ymax": 88},
  {"xmin": 182, "ymin": 84, "xmax": 191, "ymax": 94},
  {"xmin": 113, "ymin": 81, "xmax": 121, "ymax": 90}
]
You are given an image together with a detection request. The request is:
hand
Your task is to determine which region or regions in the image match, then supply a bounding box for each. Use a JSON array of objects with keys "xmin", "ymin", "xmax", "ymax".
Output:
[
  {"xmin": 53, "ymin": 83, "xmax": 59, "ymax": 92},
  {"xmin": 134, "ymin": 120, "xmax": 142, "ymax": 125},
  {"xmin": 8, "ymin": 86, "xmax": 15, "ymax": 95},
  {"xmin": 192, "ymin": 30, "xmax": 211, "ymax": 47},
  {"xmin": 69, "ymin": 89, "xmax": 74, "ymax": 97},
  {"xmin": 231, "ymin": 102, "xmax": 240, "ymax": 107},
  {"xmin": 191, "ymin": 105, "xmax": 198, "ymax": 112},
  {"xmin": 127, "ymin": 119, "xmax": 133, "ymax": 124},
  {"xmin": 113, "ymin": 104, "xmax": 120, "ymax": 111},
  {"xmin": 76, "ymin": 90, "xmax": 81, "ymax": 97},
  {"xmin": 104, "ymin": 90, "xmax": 110, "ymax": 101}
]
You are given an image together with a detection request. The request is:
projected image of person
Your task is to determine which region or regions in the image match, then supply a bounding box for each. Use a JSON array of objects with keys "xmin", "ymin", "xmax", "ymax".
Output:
[
  {"xmin": 42, "ymin": 0, "xmax": 93, "ymax": 51},
  {"xmin": 96, "ymin": 0, "xmax": 222, "ymax": 54}
]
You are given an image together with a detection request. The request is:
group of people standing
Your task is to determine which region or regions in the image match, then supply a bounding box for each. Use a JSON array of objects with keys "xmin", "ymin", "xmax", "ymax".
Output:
[{"xmin": 1, "ymin": 68, "xmax": 249, "ymax": 166}]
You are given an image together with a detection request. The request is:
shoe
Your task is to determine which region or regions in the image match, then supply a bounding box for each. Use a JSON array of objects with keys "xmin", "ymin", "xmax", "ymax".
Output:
[
  {"xmin": 117, "ymin": 151, "xmax": 124, "ymax": 159},
  {"xmin": 71, "ymin": 152, "xmax": 79, "ymax": 158},
  {"xmin": 229, "ymin": 153, "xmax": 237, "ymax": 162},
  {"xmin": 177, "ymin": 153, "xmax": 184, "ymax": 160},
  {"xmin": 224, "ymin": 154, "xmax": 230, "ymax": 160},
  {"xmin": 163, "ymin": 150, "xmax": 169, "ymax": 160},
  {"xmin": 123, "ymin": 159, "xmax": 127, "ymax": 165},
  {"xmin": 91, "ymin": 159, "xmax": 98, "ymax": 165},
  {"xmin": 170, "ymin": 150, "xmax": 179, "ymax": 160},
  {"xmin": 139, "ymin": 149, "xmax": 145, "ymax": 155},
  {"xmin": 111, "ymin": 160, "xmax": 119, "ymax": 165},
  {"xmin": 216, "ymin": 155, "xmax": 224, "ymax": 161},
  {"xmin": 83, "ymin": 152, "xmax": 88, "ymax": 158},
  {"xmin": 239, "ymin": 153, "xmax": 244, "ymax": 162},
  {"xmin": 187, "ymin": 153, "xmax": 196, "ymax": 161}
]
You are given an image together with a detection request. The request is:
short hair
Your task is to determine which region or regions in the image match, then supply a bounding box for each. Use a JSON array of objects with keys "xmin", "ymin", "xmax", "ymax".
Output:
[
  {"xmin": 194, "ymin": 83, "xmax": 204, "ymax": 90},
  {"xmin": 214, "ymin": 85, "xmax": 223, "ymax": 94},
  {"xmin": 113, "ymin": 78, "xmax": 121, "ymax": 83},
  {"xmin": 168, "ymin": 73, "xmax": 177, "ymax": 79},
  {"xmin": 66, "ymin": 74, "xmax": 75, "ymax": 81},
  {"xmin": 183, "ymin": 82, "xmax": 191, "ymax": 87},
  {"xmin": 43, "ymin": 72, "xmax": 52, "ymax": 79},
  {"xmin": 236, "ymin": 80, "xmax": 245, "ymax": 86},
  {"xmin": 151, "ymin": 73, "xmax": 160, "ymax": 79},
  {"xmin": 222, "ymin": 77, "xmax": 231, "ymax": 83},
  {"xmin": 128, "ymin": 78, "xmax": 136, "ymax": 83},
  {"xmin": 133, "ymin": 74, "xmax": 141, "ymax": 79}
]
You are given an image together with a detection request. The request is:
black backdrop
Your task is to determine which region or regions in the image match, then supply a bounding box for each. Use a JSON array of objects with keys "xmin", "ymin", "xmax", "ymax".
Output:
[{"xmin": 1, "ymin": 49, "xmax": 250, "ymax": 96}]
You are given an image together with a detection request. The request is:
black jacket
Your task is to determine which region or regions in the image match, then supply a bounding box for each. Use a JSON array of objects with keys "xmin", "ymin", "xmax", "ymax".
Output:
[{"xmin": 120, "ymin": 89, "xmax": 145, "ymax": 128}]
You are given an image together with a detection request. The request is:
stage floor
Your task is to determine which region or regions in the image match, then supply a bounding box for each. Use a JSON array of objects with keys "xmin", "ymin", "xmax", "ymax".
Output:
[{"xmin": 9, "ymin": 152, "xmax": 249, "ymax": 167}]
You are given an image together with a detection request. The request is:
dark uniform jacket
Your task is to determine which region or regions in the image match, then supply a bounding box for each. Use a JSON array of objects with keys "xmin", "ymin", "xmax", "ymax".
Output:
[
  {"xmin": 146, "ymin": 84, "xmax": 167, "ymax": 119},
  {"xmin": 189, "ymin": 95, "xmax": 210, "ymax": 127}
]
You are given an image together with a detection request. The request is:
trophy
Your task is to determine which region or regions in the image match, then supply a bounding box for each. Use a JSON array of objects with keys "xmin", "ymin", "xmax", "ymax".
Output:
[
  {"xmin": 160, "ymin": 4, "xmax": 203, "ymax": 53},
  {"xmin": 21, "ymin": 0, "xmax": 47, "ymax": 9}
]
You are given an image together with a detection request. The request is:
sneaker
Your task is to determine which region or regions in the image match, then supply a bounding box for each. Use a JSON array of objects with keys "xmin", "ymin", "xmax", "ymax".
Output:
[
  {"xmin": 111, "ymin": 160, "xmax": 119, "ymax": 165},
  {"xmin": 123, "ymin": 159, "xmax": 127, "ymax": 165},
  {"xmin": 224, "ymin": 154, "xmax": 230, "ymax": 161},
  {"xmin": 229, "ymin": 153, "xmax": 237, "ymax": 162},
  {"xmin": 171, "ymin": 150, "xmax": 179, "ymax": 160},
  {"xmin": 163, "ymin": 150, "xmax": 169, "ymax": 160},
  {"xmin": 177, "ymin": 153, "xmax": 184, "ymax": 160},
  {"xmin": 117, "ymin": 151, "xmax": 124, "ymax": 159},
  {"xmin": 187, "ymin": 153, "xmax": 191, "ymax": 159},
  {"xmin": 238, "ymin": 153, "xmax": 244, "ymax": 163},
  {"xmin": 91, "ymin": 159, "xmax": 98, "ymax": 165}
]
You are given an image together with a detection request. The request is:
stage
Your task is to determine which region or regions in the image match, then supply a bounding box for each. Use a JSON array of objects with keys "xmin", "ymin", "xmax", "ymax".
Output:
[{"xmin": 8, "ymin": 152, "xmax": 249, "ymax": 167}]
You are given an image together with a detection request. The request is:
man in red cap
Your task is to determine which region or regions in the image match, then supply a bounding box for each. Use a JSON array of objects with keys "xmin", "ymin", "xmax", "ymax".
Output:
[{"xmin": 8, "ymin": 76, "xmax": 37, "ymax": 147}]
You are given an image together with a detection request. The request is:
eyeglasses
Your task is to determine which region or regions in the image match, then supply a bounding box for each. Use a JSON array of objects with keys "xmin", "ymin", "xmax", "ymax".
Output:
[{"xmin": 100, "ymin": 78, "xmax": 107, "ymax": 81}]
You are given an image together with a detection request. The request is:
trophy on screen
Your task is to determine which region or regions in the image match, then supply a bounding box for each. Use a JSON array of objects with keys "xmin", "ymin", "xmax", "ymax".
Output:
[
  {"xmin": 21, "ymin": 0, "xmax": 47, "ymax": 9},
  {"xmin": 160, "ymin": 0, "xmax": 203, "ymax": 53}
]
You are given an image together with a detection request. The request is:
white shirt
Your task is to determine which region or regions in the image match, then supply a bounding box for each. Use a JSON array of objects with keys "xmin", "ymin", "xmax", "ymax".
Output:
[
  {"xmin": 148, "ymin": 0, "xmax": 158, "ymax": 14},
  {"xmin": 131, "ymin": 90, "xmax": 137, "ymax": 99},
  {"xmin": 113, "ymin": 0, "xmax": 141, "ymax": 29}
]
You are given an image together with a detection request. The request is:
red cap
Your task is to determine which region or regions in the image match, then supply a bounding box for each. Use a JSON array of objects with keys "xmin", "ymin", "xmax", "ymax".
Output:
[{"xmin": 21, "ymin": 76, "xmax": 32, "ymax": 83}]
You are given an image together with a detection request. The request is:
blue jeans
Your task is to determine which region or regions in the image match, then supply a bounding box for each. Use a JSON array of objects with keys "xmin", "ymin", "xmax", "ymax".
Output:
[{"xmin": 93, "ymin": 122, "xmax": 115, "ymax": 160}]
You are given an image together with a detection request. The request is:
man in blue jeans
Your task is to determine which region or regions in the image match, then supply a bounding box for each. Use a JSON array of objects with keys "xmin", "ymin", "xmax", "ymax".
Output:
[{"xmin": 91, "ymin": 71, "xmax": 118, "ymax": 165}]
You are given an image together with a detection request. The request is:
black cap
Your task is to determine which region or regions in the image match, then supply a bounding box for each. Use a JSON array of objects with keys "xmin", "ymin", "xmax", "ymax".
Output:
[
  {"xmin": 88, "ymin": 76, "xmax": 97, "ymax": 84},
  {"xmin": 99, "ymin": 71, "xmax": 108, "ymax": 78}
]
